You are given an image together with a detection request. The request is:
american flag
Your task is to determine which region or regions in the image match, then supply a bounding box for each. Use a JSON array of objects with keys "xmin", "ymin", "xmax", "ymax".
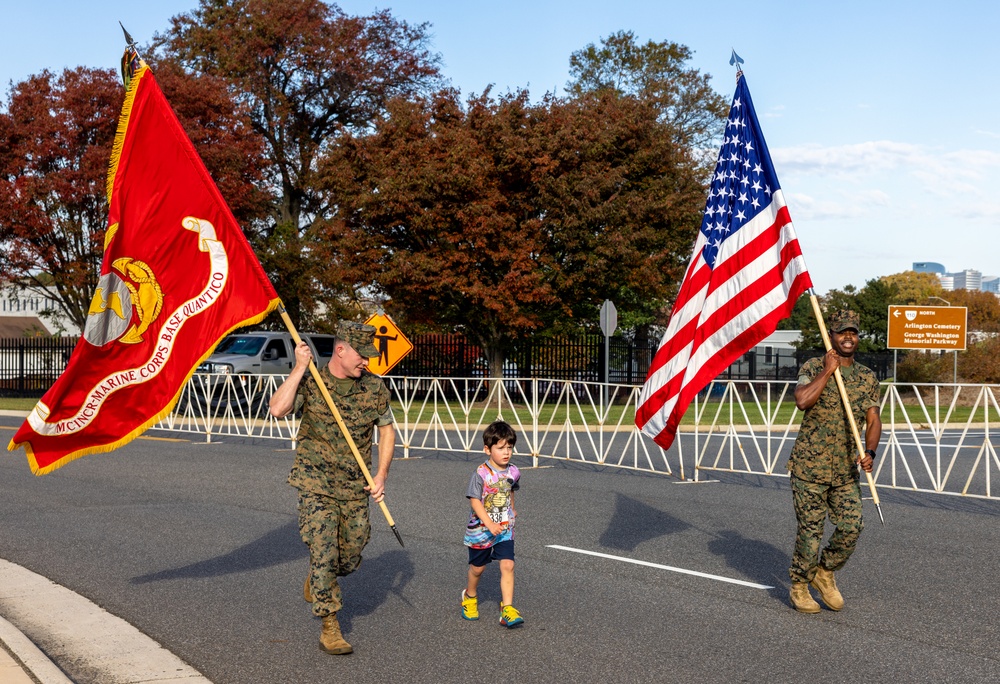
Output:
[{"xmin": 635, "ymin": 72, "xmax": 812, "ymax": 449}]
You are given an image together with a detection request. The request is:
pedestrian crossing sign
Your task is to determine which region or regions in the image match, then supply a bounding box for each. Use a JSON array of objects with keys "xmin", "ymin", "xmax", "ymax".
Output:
[{"xmin": 363, "ymin": 313, "xmax": 413, "ymax": 375}]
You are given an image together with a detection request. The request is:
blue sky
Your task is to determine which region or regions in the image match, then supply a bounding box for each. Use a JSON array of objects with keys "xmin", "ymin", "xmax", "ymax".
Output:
[{"xmin": 3, "ymin": 1, "xmax": 998, "ymax": 294}]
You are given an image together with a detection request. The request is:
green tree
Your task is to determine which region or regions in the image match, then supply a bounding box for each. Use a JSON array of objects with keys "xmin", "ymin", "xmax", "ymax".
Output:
[
  {"xmin": 853, "ymin": 277, "xmax": 897, "ymax": 350},
  {"xmin": 566, "ymin": 30, "xmax": 728, "ymax": 151},
  {"xmin": 791, "ymin": 278, "xmax": 896, "ymax": 353},
  {"xmin": 777, "ymin": 294, "xmax": 815, "ymax": 332},
  {"xmin": 155, "ymin": 0, "xmax": 443, "ymax": 328}
]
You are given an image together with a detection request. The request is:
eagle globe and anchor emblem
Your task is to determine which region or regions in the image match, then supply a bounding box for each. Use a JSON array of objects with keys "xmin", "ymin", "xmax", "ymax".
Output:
[
  {"xmin": 26, "ymin": 216, "xmax": 230, "ymax": 440},
  {"xmin": 83, "ymin": 257, "xmax": 164, "ymax": 346}
]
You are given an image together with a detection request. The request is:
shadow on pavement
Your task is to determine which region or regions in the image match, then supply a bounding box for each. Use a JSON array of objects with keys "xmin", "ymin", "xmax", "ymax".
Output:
[
  {"xmin": 599, "ymin": 493, "xmax": 691, "ymax": 551},
  {"xmin": 130, "ymin": 520, "xmax": 305, "ymax": 584},
  {"xmin": 707, "ymin": 528, "xmax": 789, "ymax": 603},
  {"xmin": 338, "ymin": 549, "xmax": 415, "ymax": 632}
]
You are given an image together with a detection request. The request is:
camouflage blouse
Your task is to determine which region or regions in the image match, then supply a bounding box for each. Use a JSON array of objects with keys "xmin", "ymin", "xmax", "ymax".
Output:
[
  {"xmin": 287, "ymin": 367, "xmax": 392, "ymax": 500},
  {"xmin": 787, "ymin": 357, "xmax": 880, "ymax": 486}
]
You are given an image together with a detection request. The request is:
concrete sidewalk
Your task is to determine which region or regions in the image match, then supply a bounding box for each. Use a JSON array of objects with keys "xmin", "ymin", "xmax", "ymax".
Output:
[
  {"xmin": 0, "ymin": 559, "xmax": 212, "ymax": 684},
  {"xmin": 0, "ymin": 614, "xmax": 73, "ymax": 684}
]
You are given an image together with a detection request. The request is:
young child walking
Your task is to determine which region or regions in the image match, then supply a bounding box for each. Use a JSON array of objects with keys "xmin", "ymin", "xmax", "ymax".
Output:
[{"xmin": 461, "ymin": 420, "xmax": 524, "ymax": 628}]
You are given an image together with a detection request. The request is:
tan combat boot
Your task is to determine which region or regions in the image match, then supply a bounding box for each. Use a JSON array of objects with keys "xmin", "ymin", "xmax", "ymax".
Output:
[
  {"xmin": 319, "ymin": 614, "xmax": 353, "ymax": 655},
  {"xmin": 303, "ymin": 575, "xmax": 312, "ymax": 603},
  {"xmin": 789, "ymin": 582, "xmax": 821, "ymax": 614},
  {"xmin": 810, "ymin": 567, "xmax": 844, "ymax": 611}
]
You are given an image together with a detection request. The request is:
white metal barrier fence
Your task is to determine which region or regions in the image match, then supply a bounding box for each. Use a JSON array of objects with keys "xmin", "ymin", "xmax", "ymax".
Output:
[{"xmin": 155, "ymin": 375, "xmax": 1000, "ymax": 500}]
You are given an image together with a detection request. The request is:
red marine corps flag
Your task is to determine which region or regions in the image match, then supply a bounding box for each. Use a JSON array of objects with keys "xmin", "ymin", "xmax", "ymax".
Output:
[
  {"xmin": 7, "ymin": 55, "xmax": 279, "ymax": 474},
  {"xmin": 635, "ymin": 64, "xmax": 812, "ymax": 449}
]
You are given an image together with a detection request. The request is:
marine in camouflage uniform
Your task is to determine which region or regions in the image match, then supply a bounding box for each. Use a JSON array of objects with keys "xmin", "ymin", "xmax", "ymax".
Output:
[
  {"xmin": 787, "ymin": 309, "xmax": 880, "ymax": 613},
  {"xmin": 269, "ymin": 320, "xmax": 394, "ymax": 653}
]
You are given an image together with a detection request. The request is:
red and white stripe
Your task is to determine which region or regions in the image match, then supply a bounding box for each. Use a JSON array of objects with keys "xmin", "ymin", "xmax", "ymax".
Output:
[{"xmin": 635, "ymin": 189, "xmax": 812, "ymax": 449}]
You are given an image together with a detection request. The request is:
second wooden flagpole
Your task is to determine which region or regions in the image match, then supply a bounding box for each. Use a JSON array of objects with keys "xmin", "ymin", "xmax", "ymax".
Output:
[
  {"xmin": 807, "ymin": 293, "xmax": 885, "ymax": 525},
  {"xmin": 278, "ymin": 306, "xmax": 404, "ymax": 546}
]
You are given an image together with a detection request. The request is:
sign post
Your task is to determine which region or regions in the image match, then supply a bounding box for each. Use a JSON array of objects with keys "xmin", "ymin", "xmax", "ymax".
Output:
[
  {"xmin": 887, "ymin": 305, "xmax": 967, "ymax": 384},
  {"xmin": 599, "ymin": 300, "xmax": 617, "ymax": 410}
]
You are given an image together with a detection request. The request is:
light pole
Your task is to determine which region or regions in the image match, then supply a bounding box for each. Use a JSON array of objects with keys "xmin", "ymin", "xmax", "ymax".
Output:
[{"xmin": 925, "ymin": 296, "xmax": 957, "ymax": 384}]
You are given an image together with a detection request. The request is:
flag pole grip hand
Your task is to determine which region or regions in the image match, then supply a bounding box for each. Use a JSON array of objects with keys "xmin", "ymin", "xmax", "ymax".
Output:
[
  {"xmin": 278, "ymin": 308, "xmax": 400, "ymax": 533},
  {"xmin": 808, "ymin": 295, "xmax": 883, "ymax": 513}
]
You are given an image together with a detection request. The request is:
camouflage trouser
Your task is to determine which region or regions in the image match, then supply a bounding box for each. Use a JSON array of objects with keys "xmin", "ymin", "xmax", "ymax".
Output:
[
  {"xmin": 788, "ymin": 476, "xmax": 864, "ymax": 584},
  {"xmin": 299, "ymin": 492, "xmax": 371, "ymax": 617}
]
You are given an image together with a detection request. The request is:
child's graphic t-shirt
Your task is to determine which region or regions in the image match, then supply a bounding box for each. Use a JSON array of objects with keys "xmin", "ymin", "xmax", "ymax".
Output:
[{"xmin": 463, "ymin": 461, "xmax": 520, "ymax": 549}]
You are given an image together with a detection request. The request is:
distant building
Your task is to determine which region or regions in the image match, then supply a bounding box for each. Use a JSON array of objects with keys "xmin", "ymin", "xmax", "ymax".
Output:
[
  {"xmin": 0, "ymin": 284, "xmax": 80, "ymax": 336},
  {"xmin": 952, "ymin": 269, "xmax": 982, "ymax": 291},
  {"xmin": 912, "ymin": 262, "xmax": 998, "ymax": 295},
  {"xmin": 913, "ymin": 262, "xmax": 946, "ymax": 274}
]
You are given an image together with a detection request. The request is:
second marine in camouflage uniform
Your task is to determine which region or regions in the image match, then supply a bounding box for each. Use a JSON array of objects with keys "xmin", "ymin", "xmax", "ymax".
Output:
[
  {"xmin": 787, "ymin": 309, "xmax": 880, "ymax": 613},
  {"xmin": 270, "ymin": 320, "xmax": 395, "ymax": 654}
]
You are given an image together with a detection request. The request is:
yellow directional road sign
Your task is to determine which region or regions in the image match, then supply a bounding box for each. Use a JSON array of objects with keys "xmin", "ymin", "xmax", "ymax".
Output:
[{"xmin": 363, "ymin": 313, "xmax": 413, "ymax": 375}]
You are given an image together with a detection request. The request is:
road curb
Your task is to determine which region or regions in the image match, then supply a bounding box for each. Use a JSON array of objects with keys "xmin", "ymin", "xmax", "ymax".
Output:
[
  {"xmin": 0, "ymin": 410, "xmax": 30, "ymax": 417},
  {"xmin": 0, "ymin": 559, "xmax": 212, "ymax": 684},
  {"xmin": 0, "ymin": 614, "xmax": 73, "ymax": 684}
]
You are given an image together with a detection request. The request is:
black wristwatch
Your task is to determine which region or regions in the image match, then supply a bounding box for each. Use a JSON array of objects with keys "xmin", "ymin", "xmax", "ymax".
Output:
[{"xmin": 864, "ymin": 449, "xmax": 877, "ymax": 459}]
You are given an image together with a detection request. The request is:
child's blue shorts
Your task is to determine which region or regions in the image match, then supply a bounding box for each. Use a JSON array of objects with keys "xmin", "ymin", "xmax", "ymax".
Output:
[{"xmin": 468, "ymin": 539, "xmax": 515, "ymax": 567}]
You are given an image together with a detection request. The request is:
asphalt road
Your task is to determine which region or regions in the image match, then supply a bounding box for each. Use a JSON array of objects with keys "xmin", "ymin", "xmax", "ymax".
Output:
[{"xmin": 2, "ymin": 415, "xmax": 1000, "ymax": 683}]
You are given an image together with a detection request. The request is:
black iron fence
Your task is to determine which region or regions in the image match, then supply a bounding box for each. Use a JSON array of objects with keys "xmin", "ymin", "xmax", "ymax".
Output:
[
  {"xmin": 392, "ymin": 333, "xmax": 658, "ymax": 385},
  {"xmin": 0, "ymin": 337, "xmax": 78, "ymax": 397},
  {"xmin": 717, "ymin": 348, "xmax": 892, "ymax": 383}
]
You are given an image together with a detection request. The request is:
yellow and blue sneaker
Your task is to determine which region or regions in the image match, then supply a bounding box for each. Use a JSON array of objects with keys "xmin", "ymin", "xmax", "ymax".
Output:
[
  {"xmin": 499, "ymin": 603, "xmax": 524, "ymax": 628},
  {"xmin": 461, "ymin": 590, "xmax": 479, "ymax": 620}
]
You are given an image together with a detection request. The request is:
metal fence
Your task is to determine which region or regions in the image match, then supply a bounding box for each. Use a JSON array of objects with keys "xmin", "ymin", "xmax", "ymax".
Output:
[
  {"xmin": 144, "ymin": 373, "xmax": 1000, "ymax": 501},
  {"xmin": 0, "ymin": 337, "xmax": 77, "ymax": 397}
]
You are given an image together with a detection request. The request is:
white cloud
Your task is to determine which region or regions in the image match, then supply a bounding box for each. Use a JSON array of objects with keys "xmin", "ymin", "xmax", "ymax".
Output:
[
  {"xmin": 772, "ymin": 141, "xmax": 921, "ymax": 174},
  {"xmin": 774, "ymin": 141, "xmax": 1000, "ymax": 177},
  {"xmin": 764, "ymin": 104, "xmax": 785, "ymax": 119},
  {"xmin": 786, "ymin": 189, "xmax": 890, "ymax": 221},
  {"xmin": 773, "ymin": 142, "xmax": 1000, "ymax": 211},
  {"xmin": 772, "ymin": 140, "xmax": 1000, "ymax": 288}
]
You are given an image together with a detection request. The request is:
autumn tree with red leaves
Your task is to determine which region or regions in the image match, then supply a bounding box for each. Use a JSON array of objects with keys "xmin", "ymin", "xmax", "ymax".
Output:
[
  {"xmin": 324, "ymin": 85, "xmax": 711, "ymax": 375},
  {"xmin": 0, "ymin": 64, "xmax": 270, "ymax": 333},
  {"xmin": 0, "ymin": 68, "xmax": 122, "ymax": 333},
  {"xmin": 155, "ymin": 0, "xmax": 443, "ymax": 328}
]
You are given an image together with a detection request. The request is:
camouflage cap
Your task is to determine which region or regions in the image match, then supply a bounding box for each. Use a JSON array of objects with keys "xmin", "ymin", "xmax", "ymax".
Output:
[
  {"xmin": 334, "ymin": 320, "xmax": 379, "ymax": 358},
  {"xmin": 828, "ymin": 309, "xmax": 861, "ymax": 333}
]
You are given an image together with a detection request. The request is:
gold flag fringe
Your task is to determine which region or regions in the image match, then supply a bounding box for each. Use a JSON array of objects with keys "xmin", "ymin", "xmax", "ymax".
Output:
[{"xmin": 106, "ymin": 62, "xmax": 148, "ymax": 204}]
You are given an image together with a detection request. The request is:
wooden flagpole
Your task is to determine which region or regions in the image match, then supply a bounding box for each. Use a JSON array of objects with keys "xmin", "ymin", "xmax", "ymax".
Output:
[
  {"xmin": 278, "ymin": 306, "xmax": 404, "ymax": 546},
  {"xmin": 807, "ymin": 293, "xmax": 885, "ymax": 525}
]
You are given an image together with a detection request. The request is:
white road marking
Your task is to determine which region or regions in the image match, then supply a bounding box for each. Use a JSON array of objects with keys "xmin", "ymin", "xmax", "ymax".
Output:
[{"xmin": 546, "ymin": 545, "xmax": 774, "ymax": 589}]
